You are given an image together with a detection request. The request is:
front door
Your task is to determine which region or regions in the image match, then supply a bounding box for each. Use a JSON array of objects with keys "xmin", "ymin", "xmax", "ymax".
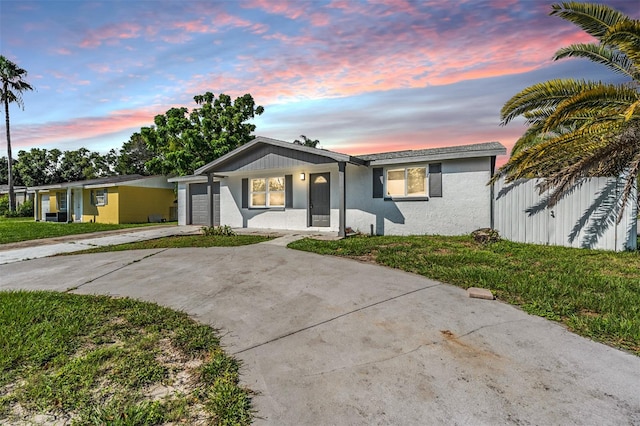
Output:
[
  {"xmin": 309, "ymin": 172, "xmax": 330, "ymax": 227},
  {"xmin": 41, "ymin": 194, "xmax": 50, "ymax": 221},
  {"xmin": 73, "ymin": 189, "xmax": 83, "ymax": 222}
]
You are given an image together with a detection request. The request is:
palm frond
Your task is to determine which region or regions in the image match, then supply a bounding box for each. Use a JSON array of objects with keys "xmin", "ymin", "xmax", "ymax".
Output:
[
  {"xmin": 553, "ymin": 43, "xmax": 637, "ymax": 79},
  {"xmin": 550, "ymin": 2, "xmax": 628, "ymax": 39},
  {"xmin": 544, "ymin": 84, "xmax": 639, "ymax": 131},
  {"xmin": 500, "ymin": 79, "xmax": 603, "ymax": 125},
  {"xmin": 603, "ymin": 19, "xmax": 640, "ymax": 66}
]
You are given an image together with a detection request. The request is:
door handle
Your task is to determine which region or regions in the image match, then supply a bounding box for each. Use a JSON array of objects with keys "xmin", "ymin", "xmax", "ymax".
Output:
[{"xmin": 310, "ymin": 203, "xmax": 313, "ymax": 209}]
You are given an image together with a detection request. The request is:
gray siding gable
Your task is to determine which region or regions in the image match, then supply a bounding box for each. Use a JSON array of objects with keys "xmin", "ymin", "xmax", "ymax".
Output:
[{"xmin": 215, "ymin": 144, "xmax": 335, "ymax": 172}]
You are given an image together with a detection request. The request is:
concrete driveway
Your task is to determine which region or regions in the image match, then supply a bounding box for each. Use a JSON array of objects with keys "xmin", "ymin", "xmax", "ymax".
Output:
[{"xmin": 1, "ymin": 239, "xmax": 639, "ymax": 425}]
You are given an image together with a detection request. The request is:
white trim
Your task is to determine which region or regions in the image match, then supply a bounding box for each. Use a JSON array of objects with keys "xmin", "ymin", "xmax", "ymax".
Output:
[{"xmin": 385, "ymin": 165, "xmax": 428, "ymax": 198}]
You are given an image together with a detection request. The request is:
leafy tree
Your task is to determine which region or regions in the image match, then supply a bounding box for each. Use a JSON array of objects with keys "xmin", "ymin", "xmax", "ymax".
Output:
[
  {"xmin": 494, "ymin": 2, "xmax": 640, "ymax": 220},
  {"xmin": 144, "ymin": 92, "xmax": 264, "ymax": 175},
  {"xmin": 293, "ymin": 135, "xmax": 320, "ymax": 148},
  {"xmin": 0, "ymin": 156, "xmax": 8, "ymax": 185},
  {"xmin": 58, "ymin": 148, "xmax": 115, "ymax": 182},
  {"xmin": 14, "ymin": 148, "xmax": 61, "ymax": 186},
  {"xmin": 0, "ymin": 156, "xmax": 22, "ymax": 186},
  {"xmin": 0, "ymin": 55, "xmax": 34, "ymax": 211},
  {"xmin": 117, "ymin": 132, "xmax": 155, "ymax": 175}
]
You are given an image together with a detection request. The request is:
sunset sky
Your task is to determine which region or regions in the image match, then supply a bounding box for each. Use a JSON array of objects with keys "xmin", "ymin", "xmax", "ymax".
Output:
[{"xmin": 1, "ymin": 0, "xmax": 638, "ymax": 164}]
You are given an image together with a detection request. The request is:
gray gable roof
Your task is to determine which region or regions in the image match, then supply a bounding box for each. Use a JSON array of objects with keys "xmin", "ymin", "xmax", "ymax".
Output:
[
  {"xmin": 194, "ymin": 136, "xmax": 366, "ymax": 175},
  {"xmin": 193, "ymin": 137, "xmax": 506, "ymax": 175},
  {"xmin": 358, "ymin": 142, "xmax": 506, "ymax": 165}
]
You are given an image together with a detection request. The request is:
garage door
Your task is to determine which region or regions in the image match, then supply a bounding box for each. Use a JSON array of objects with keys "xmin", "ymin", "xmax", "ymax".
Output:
[{"xmin": 189, "ymin": 182, "xmax": 220, "ymax": 226}]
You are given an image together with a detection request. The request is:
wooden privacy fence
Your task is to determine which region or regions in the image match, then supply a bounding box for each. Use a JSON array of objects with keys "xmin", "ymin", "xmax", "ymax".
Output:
[{"xmin": 493, "ymin": 177, "xmax": 638, "ymax": 251}]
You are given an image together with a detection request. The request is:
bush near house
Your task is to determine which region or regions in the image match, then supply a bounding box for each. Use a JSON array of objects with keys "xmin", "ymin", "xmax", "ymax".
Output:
[{"xmin": 0, "ymin": 196, "xmax": 33, "ymax": 218}]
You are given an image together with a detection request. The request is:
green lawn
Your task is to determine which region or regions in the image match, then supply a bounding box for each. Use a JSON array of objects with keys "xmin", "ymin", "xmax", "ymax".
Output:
[
  {"xmin": 70, "ymin": 234, "xmax": 273, "ymax": 254},
  {"xmin": 0, "ymin": 291, "xmax": 252, "ymax": 425},
  {"xmin": 0, "ymin": 217, "xmax": 170, "ymax": 245},
  {"xmin": 288, "ymin": 235, "xmax": 640, "ymax": 356}
]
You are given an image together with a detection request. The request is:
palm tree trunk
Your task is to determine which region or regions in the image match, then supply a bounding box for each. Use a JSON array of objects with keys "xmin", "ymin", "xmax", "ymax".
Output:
[{"xmin": 3, "ymin": 87, "xmax": 14, "ymax": 212}]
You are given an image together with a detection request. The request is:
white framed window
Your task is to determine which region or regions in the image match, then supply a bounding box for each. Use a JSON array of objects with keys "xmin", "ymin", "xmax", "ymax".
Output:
[
  {"xmin": 57, "ymin": 192, "xmax": 67, "ymax": 211},
  {"xmin": 250, "ymin": 177, "xmax": 285, "ymax": 207},
  {"xmin": 94, "ymin": 189, "xmax": 108, "ymax": 206},
  {"xmin": 386, "ymin": 166, "xmax": 427, "ymax": 197}
]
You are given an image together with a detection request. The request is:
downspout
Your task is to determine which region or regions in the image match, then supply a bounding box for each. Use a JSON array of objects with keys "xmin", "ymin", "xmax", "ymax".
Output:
[
  {"xmin": 338, "ymin": 162, "xmax": 346, "ymax": 238},
  {"xmin": 490, "ymin": 156, "xmax": 496, "ymax": 229}
]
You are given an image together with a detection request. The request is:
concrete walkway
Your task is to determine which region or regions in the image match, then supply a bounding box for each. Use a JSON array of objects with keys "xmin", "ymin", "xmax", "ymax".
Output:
[
  {"xmin": 1, "ymin": 241, "xmax": 639, "ymax": 425},
  {"xmin": 0, "ymin": 225, "xmax": 205, "ymax": 265}
]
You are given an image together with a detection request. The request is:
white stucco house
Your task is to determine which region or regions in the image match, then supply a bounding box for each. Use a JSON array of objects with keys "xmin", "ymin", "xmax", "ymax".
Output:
[{"xmin": 169, "ymin": 136, "xmax": 507, "ymax": 237}]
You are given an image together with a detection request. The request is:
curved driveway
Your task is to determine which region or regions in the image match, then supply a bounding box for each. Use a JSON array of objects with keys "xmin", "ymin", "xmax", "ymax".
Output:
[{"xmin": 2, "ymin": 238, "xmax": 639, "ymax": 425}]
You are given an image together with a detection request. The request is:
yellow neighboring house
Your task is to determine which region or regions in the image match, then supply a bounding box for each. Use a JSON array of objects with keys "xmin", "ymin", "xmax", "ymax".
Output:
[{"xmin": 30, "ymin": 175, "xmax": 177, "ymax": 224}]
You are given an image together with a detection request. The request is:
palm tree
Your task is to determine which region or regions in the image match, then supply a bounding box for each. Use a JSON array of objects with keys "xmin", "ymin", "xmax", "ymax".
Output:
[
  {"xmin": 494, "ymin": 2, "xmax": 640, "ymax": 220},
  {"xmin": 0, "ymin": 55, "xmax": 34, "ymax": 212}
]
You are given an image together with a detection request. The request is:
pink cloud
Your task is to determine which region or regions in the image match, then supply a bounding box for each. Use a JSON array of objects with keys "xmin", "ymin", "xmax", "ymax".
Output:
[
  {"xmin": 79, "ymin": 22, "xmax": 142, "ymax": 48},
  {"xmin": 52, "ymin": 47, "xmax": 72, "ymax": 55},
  {"xmin": 11, "ymin": 106, "xmax": 165, "ymax": 149}
]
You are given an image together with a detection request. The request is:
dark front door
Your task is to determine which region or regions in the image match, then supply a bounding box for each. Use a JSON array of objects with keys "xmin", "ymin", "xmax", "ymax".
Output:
[{"xmin": 309, "ymin": 173, "xmax": 330, "ymax": 227}]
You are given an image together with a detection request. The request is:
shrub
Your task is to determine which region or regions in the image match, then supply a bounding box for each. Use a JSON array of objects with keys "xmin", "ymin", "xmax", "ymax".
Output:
[
  {"xmin": 18, "ymin": 200, "xmax": 34, "ymax": 217},
  {"xmin": 3, "ymin": 199, "xmax": 34, "ymax": 217},
  {"xmin": 202, "ymin": 225, "xmax": 237, "ymax": 237},
  {"xmin": 0, "ymin": 195, "xmax": 8, "ymax": 215},
  {"xmin": 471, "ymin": 228, "xmax": 500, "ymax": 245}
]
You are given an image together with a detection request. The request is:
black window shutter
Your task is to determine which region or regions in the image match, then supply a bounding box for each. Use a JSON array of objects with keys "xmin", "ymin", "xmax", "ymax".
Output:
[
  {"xmin": 285, "ymin": 175, "xmax": 293, "ymax": 208},
  {"xmin": 241, "ymin": 178, "xmax": 248, "ymax": 208},
  {"xmin": 429, "ymin": 163, "xmax": 442, "ymax": 197},
  {"xmin": 372, "ymin": 168, "xmax": 383, "ymax": 198}
]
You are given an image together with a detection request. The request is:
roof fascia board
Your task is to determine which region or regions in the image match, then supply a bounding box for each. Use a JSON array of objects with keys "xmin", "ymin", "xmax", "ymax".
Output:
[{"xmin": 367, "ymin": 148, "xmax": 507, "ymax": 166}]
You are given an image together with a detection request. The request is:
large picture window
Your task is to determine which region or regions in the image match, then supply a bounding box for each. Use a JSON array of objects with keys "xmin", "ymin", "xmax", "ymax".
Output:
[
  {"xmin": 250, "ymin": 177, "xmax": 285, "ymax": 207},
  {"xmin": 386, "ymin": 167, "xmax": 427, "ymax": 197}
]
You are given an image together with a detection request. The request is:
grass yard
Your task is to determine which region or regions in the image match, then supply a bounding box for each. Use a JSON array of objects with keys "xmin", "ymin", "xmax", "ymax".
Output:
[
  {"xmin": 0, "ymin": 217, "xmax": 167, "ymax": 245},
  {"xmin": 288, "ymin": 235, "xmax": 640, "ymax": 356},
  {"xmin": 69, "ymin": 234, "xmax": 273, "ymax": 254},
  {"xmin": 0, "ymin": 291, "xmax": 252, "ymax": 425}
]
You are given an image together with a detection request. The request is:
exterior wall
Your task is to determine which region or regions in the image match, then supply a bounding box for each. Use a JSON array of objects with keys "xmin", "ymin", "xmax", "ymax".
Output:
[
  {"xmin": 345, "ymin": 158, "xmax": 492, "ymax": 235},
  {"xmin": 49, "ymin": 191, "xmax": 61, "ymax": 213},
  {"xmin": 82, "ymin": 188, "xmax": 120, "ymax": 223},
  {"xmin": 494, "ymin": 177, "xmax": 638, "ymax": 251},
  {"xmin": 176, "ymin": 183, "xmax": 188, "ymax": 226},
  {"xmin": 117, "ymin": 186, "xmax": 175, "ymax": 223},
  {"xmin": 212, "ymin": 157, "xmax": 492, "ymax": 235},
  {"xmin": 220, "ymin": 164, "xmax": 341, "ymax": 232}
]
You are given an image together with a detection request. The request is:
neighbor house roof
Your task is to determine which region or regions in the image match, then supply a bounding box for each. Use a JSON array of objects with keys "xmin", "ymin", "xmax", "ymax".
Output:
[
  {"xmin": 28, "ymin": 175, "xmax": 169, "ymax": 191},
  {"xmin": 357, "ymin": 142, "xmax": 507, "ymax": 165},
  {"xmin": 0, "ymin": 185, "xmax": 28, "ymax": 194}
]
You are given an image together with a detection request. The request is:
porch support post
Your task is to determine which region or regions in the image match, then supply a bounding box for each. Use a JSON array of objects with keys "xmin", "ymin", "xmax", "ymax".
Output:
[
  {"xmin": 338, "ymin": 161, "xmax": 346, "ymax": 238},
  {"xmin": 207, "ymin": 173, "xmax": 214, "ymax": 227},
  {"xmin": 66, "ymin": 188, "xmax": 72, "ymax": 222},
  {"xmin": 34, "ymin": 191, "xmax": 39, "ymax": 221}
]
